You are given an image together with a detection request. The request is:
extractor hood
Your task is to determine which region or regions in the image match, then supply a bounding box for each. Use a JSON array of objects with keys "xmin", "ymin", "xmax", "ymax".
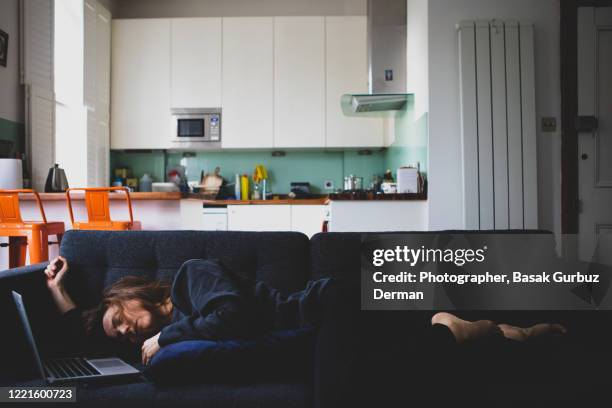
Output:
[{"xmin": 342, "ymin": 0, "xmax": 408, "ymax": 114}]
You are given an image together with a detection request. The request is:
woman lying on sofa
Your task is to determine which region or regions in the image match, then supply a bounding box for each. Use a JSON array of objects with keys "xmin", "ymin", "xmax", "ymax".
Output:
[{"xmin": 43, "ymin": 256, "xmax": 566, "ymax": 367}]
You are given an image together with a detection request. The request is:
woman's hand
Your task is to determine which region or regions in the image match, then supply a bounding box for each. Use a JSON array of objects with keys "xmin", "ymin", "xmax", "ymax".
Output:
[
  {"xmin": 142, "ymin": 332, "xmax": 161, "ymax": 365},
  {"xmin": 45, "ymin": 256, "xmax": 69, "ymax": 292},
  {"xmin": 44, "ymin": 256, "xmax": 75, "ymax": 314}
]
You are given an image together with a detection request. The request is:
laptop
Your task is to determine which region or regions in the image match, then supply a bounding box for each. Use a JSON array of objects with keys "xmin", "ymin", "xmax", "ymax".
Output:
[{"xmin": 12, "ymin": 291, "xmax": 140, "ymax": 384}]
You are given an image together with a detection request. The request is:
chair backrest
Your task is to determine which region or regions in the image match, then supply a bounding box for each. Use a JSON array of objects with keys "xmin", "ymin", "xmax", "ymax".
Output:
[
  {"xmin": 66, "ymin": 187, "xmax": 134, "ymax": 226},
  {"xmin": 0, "ymin": 189, "xmax": 47, "ymax": 225}
]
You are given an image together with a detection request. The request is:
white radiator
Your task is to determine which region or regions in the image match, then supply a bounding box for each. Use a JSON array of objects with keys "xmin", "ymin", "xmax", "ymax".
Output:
[{"xmin": 458, "ymin": 20, "xmax": 538, "ymax": 230}]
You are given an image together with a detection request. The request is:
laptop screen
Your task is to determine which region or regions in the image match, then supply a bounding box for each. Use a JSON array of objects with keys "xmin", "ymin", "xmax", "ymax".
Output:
[{"xmin": 12, "ymin": 291, "xmax": 48, "ymax": 384}]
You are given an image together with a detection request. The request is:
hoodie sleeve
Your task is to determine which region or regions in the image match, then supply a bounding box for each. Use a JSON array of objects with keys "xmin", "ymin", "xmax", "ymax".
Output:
[{"xmin": 158, "ymin": 259, "xmax": 247, "ymax": 346}]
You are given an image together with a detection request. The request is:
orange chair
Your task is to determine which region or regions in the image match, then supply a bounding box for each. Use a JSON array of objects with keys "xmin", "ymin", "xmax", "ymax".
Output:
[
  {"xmin": 0, "ymin": 189, "xmax": 65, "ymax": 267},
  {"xmin": 66, "ymin": 187, "xmax": 142, "ymax": 230}
]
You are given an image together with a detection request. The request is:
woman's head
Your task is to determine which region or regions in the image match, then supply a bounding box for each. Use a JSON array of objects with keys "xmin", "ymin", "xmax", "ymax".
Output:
[{"xmin": 88, "ymin": 276, "xmax": 172, "ymax": 344}]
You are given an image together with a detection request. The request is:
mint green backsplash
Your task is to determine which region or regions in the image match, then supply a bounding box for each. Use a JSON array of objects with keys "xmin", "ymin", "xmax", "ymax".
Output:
[
  {"xmin": 383, "ymin": 96, "xmax": 428, "ymax": 180},
  {"xmin": 0, "ymin": 117, "xmax": 25, "ymax": 157},
  {"xmin": 111, "ymin": 149, "xmax": 385, "ymax": 194}
]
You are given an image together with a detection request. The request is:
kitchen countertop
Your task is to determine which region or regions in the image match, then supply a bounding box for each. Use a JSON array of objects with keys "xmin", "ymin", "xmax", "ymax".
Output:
[
  {"xmin": 19, "ymin": 192, "xmax": 183, "ymax": 201},
  {"xmin": 20, "ymin": 191, "xmax": 427, "ymax": 203}
]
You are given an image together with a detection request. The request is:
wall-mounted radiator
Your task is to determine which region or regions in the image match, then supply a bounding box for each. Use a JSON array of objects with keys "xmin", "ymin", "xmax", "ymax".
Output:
[{"xmin": 458, "ymin": 20, "xmax": 538, "ymax": 230}]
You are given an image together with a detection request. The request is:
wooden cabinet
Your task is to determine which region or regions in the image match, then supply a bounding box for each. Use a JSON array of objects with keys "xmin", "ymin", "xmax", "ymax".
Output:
[
  {"xmin": 111, "ymin": 19, "xmax": 171, "ymax": 149},
  {"xmin": 274, "ymin": 17, "xmax": 326, "ymax": 148},
  {"xmin": 171, "ymin": 18, "xmax": 222, "ymax": 108},
  {"xmin": 222, "ymin": 17, "xmax": 274, "ymax": 148},
  {"xmin": 227, "ymin": 205, "xmax": 292, "ymax": 231},
  {"xmin": 325, "ymin": 16, "xmax": 383, "ymax": 147}
]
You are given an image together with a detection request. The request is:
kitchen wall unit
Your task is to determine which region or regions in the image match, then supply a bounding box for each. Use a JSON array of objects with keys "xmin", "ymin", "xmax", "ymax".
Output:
[
  {"xmin": 111, "ymin": 16, "xmax": 384, "ymax": 150},
  {"xmin": 171, "ymin": 18, "xmax": 222, "ymax": 108},
  {"xmin": 222, "ymin": 17, "xmax": 274, "ymax": 148},
  {"xmin": 111, "ymin": 19, "xmax": 171, "ymax": 149},
  {"xmin": 274, "ymin": 17, "xmax": 326, "ymax": 148},
  {"xmin": 325, "ymin": 16, "xmax": 383, "ymax": 147}
]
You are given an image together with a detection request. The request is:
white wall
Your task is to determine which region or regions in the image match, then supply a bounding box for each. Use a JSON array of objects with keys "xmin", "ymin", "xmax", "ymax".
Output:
[
  {"xmin": 0, "ymin": 0, "xmax": 24, "ymax": 123},
  {"xmin": 426, "ymin": 0, "xmax": 561, "ymax": 234},
  {"xmin": 114, "ymin": 0, "xmax": 366, "ymax": 18}
]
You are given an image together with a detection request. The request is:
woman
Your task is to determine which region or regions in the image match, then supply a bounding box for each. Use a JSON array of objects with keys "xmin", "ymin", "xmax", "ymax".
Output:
[{"xmin": 44, "ymin": 256, "xmax": 566, "ymax": 368}]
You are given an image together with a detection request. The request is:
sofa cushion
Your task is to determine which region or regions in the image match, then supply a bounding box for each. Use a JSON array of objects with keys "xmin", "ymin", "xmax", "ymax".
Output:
[
  {"xmin": 145, "ymin": 328, "xmax": 315, "ymax": 384},
  {"xmin": 59, "ymin": 230, "xmax": 311, "ymax": 309}
]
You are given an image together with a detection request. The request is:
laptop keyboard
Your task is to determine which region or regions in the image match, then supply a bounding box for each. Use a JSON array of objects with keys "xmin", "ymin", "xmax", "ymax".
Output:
[{"xmin": 44, "ymin": 358, "xmax": 102, "ymax": 379}]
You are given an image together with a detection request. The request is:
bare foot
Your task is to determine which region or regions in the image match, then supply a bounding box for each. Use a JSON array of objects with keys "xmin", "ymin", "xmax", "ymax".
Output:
[
  {"xmin": 498, "ymin": 323, "xmax": 567, "ymax": 342},
  {"xmin": 431, "ymin": 312, "xmax": 500, "ymax": 344}
]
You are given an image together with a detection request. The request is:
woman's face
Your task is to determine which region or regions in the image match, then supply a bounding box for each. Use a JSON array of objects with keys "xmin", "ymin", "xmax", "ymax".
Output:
[{"xmin": 102, "ymin": 300, "xmax": 159, "ymax": 344}]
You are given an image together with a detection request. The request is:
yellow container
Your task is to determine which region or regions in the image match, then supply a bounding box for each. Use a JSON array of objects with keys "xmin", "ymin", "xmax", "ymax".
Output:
[{"xmin": 240, "ymin": 174, "xmax": 249, "ymax": 200}]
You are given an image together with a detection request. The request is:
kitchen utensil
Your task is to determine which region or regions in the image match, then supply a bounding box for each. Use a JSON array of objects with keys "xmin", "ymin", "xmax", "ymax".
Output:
[
  {"xmin": 0, "ymin": 159, "xmax": 23, "ymax": 189},
  {"xmin": 343, "ymin": 175, "xmax": 363, "ymax": 191},
  {"xmin": 201, "ymin": 167, "xmax": 223, "ymax": 191},
  {"xmin": 44, "ymin": 164, "xmax": 69, "ymax": 192}
]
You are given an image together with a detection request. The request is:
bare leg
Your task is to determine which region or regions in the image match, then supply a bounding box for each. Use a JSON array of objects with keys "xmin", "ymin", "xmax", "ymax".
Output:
[
  {"xmin": 431, "ymin": 312, "xmax": 501, "ymax": 344},
  {"xmin": 497, "ymin": 323, "xmax": 566, "ymax": 342}
]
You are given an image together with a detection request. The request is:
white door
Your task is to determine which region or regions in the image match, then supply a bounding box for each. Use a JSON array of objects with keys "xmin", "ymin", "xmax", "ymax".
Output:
[
  {"xmin": 171, "ymin": 18, "xmax": 222, "ymax": 108},
  {"xmin": 111, "ymin": 19, "xmax": 171, "ymax": 149},
  {"xmin": 325, "ymin": 16, "xmax": 383, "ymax": 147},
  {"xmin": 227, "ymin": 205, "xmax": 291, "ymax": 231},
  {"xmin": 222, "ymin": 17, "xmax": 274, "ymax": 148},
  {"xmin": 578, "ymin": 7, "xmax": 612, "ymax": 265},
  {"xmin": 274, "ymin": 17, "xmax": 326, "ymax": 148}
]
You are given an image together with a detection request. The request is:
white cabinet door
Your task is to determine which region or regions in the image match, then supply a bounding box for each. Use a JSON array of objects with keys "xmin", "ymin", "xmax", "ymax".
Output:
[
  {"xmin": 325, "ymin": 16, "xmax": 384, "ymax": 147},
  {"xmin": 274, "ymin": 17, "xmax": 326, "ymax": 148},
  {"xmin": 291, "ymin": 205, "xmax": 326, "ymax": 238},
  {"xmin": 171, "ymin": 18, "xmax": 222, "ymax": 108},
  {"xmin": 227, "ymin": 205, "xmax": 291, "ymax": 231},
  {"xmin": 222, "ymin": 17, "xmax": 274, "ymax": 148},
  {"xmin": 111, "ymin": 19, "xmax": 171, "ymax": 149}
]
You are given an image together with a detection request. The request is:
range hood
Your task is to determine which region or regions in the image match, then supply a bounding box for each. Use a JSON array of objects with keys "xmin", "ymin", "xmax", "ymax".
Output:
[{"xmin": 343, "ymin": 0, "xmax": 408, "ymax": 114}]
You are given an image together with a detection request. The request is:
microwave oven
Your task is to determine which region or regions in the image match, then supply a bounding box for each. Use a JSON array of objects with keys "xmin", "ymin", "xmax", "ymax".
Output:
[{"xmin": 171, "ymin": 108, "xmax": 221, "ymax": 147}]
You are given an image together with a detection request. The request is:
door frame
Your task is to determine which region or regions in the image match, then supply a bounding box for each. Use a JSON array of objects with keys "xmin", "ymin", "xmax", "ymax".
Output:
[{"xmin": 560, "ymin": 0, "xmax": 611, "ymax": 236}]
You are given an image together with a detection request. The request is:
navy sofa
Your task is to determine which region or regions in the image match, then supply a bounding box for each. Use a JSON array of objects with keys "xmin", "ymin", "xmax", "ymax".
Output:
[{"xmin": 1, "ymin": 230, "xmax": 611, "ymax": 407}]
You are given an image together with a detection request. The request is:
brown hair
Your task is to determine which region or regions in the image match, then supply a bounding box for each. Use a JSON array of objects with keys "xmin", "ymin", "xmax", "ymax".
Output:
[{"xmin": 83, "ymin": 276, "xmax": 172, "ymax": 335}]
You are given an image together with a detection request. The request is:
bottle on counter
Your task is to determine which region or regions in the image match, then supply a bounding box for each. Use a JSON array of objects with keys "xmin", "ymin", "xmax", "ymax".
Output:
[
  {"xmin": 240, "ymin": 174, "xmax": 249, "ymax": 200},
  {"xmin": 235, "ymin": 174, "xmax": 241, "ymax": 200},
  {"xmin": 140, "ymin": 173, "xmax": 153, "ymax": 192}
]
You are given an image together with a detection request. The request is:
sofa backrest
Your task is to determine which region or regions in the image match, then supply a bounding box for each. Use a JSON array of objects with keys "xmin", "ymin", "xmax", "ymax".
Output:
[{"xmin": 59, "ymin": 230, "xmax": 311, "ymax": 309}]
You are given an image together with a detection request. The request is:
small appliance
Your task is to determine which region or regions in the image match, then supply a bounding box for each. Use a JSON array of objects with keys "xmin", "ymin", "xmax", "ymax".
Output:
[
  {"xmin": 171, "ymin": 108, "xmax": 221, "ymax": 148},
  {"xmin": 44, "ymin": 164, "xmax": 69, "ymax": 192}
]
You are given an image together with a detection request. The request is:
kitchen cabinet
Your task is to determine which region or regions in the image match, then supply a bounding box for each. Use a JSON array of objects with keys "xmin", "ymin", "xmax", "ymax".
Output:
[
  {"xmin": 171, "ymin": 18, "xmax": 222, "ymax": 108},
  {"xmin": 291, "ymin": 205, "xmax": 326, "ymax": 238},
  {"xmin": 111, "ymin": 19, "xmax": 171, "ymax": 149},
  {"xmin": 274, "ymin": 17, "xmax": 326, "ymax": 148},
  {"xmin": 325, "ymin": 17, "xmax": 384, "ymax": 147},
  {"xmin": 227, "ymin": 205, "xmax": 292, "ymax": 232},
  {"xmin": 222, "ymin": 18, "xmax": 274, "ymax": 148}
]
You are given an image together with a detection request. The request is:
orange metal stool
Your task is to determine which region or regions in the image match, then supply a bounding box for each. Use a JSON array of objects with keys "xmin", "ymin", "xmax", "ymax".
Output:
[
  {"xmin": 66, "ymin": 187, "xmax": 142, "ymax": 231},
  {"xmin": 0, "ymin": 189, "xmax": 65, "ymax": 267}
]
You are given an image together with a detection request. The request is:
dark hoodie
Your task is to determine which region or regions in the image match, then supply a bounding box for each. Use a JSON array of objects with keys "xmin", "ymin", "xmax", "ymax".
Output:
[{"xmin": 158, "ymin": 258, "xmax": 332, "ymax": 346}]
